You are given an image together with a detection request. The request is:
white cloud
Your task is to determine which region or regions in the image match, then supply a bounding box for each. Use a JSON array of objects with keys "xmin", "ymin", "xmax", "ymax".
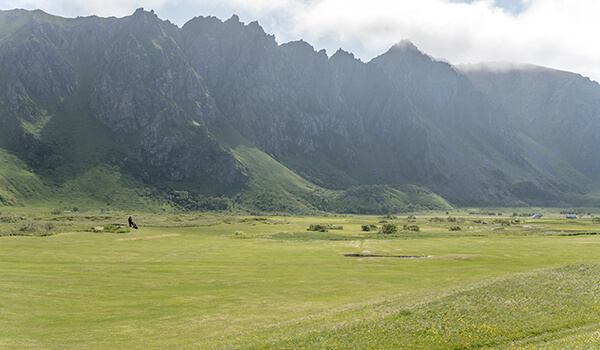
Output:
[
  {"xmin": 1, "ymin": 0, "xmax": 600, "ymax": 81},
  {"xmin": 278, "ymin": 0, "xmax": 600, "ymax": 81}
]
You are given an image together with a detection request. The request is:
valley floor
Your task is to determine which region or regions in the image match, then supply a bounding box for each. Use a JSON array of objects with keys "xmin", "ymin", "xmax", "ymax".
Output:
[{"xmin": 1, "ymin": 209, "xmax": 599, "ymax": 348}]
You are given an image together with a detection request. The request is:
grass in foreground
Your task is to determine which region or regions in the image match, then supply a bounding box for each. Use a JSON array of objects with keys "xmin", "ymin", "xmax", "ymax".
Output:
[{"xmin": 238, "ymin": 264, "xmax": 600, "ymax": 349}]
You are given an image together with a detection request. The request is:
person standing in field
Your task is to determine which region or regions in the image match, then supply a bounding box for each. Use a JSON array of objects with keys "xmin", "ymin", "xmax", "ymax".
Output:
[{"xmin": 128, "ymin": 216, "xmax": 138, "ymax": 229}]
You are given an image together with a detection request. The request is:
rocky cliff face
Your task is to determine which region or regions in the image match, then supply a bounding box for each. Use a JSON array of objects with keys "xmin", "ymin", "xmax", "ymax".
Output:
[
  {"xmin": 0, "ymin": 11, "xmax": 78, "ymax": 166},
  {"xmin": 463, "ymin": 64, "xmax": 600, "ymax": 182},
  {"xmin": 1, "ymin": 8, "xmax": 599, "ymax": 209},
  {"xmin": 182, "ymin": 16, "xmax": 360, "ymax": 159},
  {"xmin": 371, "ymin": 43, "xmax": 536, "ymax": 204},
  {"xmin": 0, "ymin": 9, "xmax": 246, "ymax": 187},
  {"xmin": 180, "ymin": 13, "xmax": 580, "ymax": 205},
  {"xmin": 181, "ymin": 17, "xmax": 443, "ymax": 189}
]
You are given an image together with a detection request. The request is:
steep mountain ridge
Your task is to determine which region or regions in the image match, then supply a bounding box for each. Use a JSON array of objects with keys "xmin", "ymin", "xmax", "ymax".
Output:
[
  {"xmin": 0, "ymin": 8, "xmax": 599, "ymax": 211},
  {"xmin": 462, "ymin": 63, "xmax": 600, "ymax": 182},
  {"xmin": 1, "ymin": 9, "xmax": 246, "ymax": 189},
  {"xmin": 370, "ymin": 43, "xmax": 574, "ymax": 205}
]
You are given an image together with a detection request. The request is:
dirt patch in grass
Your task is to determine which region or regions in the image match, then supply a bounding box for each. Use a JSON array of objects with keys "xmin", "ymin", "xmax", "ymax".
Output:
[
  {"xmin": 118, "ymin": 234, "xmax": 181, "ymax": 241},
  {"xmin": 344, "ymin": 253, "xmax": 430, "ymax": 259}
]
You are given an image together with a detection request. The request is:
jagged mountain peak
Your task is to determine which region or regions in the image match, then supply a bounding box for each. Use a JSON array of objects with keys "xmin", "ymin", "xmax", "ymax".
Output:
[
  {"xmin": 123, "ymin": 7, "xmax": 177, "ymax": 34},
  {"xmin": 373, "ymin": 40, "xmax": 435, "ymax": 67},
  {"xmin": 9, "ymin": 8, "xmax": 52, "ymax": 20},
  {"xmin": 330, "ymin": 48, "xmax": 359, "ymax": 62},
  {"xmin": 281, "ymin": 39, "xmax": 314, "ymax": 51},
  {"xmin": 391, "ymin": 39, "xmax": 420, "ymax": 52},
  {"xmin": 280, "ymin": 40, "xmax": 329, "ymax": 62},
  {"xmin": 132, "ymin": 7, "xmax": 155, "ymax": 16},
  {"xmin": 226, "ymin": 14, "xmax": 242, "ymax": 23},
  {"xmin": 223, "ymin": 14, "xmax": 267, "ymax": 34}
]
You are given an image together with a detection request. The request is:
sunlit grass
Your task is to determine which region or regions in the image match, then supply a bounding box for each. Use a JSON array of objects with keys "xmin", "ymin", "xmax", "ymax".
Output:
[{"xmin": 1, "ymin": 211, "xmax": 600, "ymax": 348}]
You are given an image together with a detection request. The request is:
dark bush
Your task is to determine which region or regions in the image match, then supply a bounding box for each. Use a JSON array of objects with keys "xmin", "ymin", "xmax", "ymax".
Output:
[
  {"xmin": 380, "ymin": 223, "xmax": 398, "ymax": 234},
  {"xmin": 307, "ymin": 224, "xmax": 328, "ymax": 232},
  {"xmin": 361, "ymin": 224, "xmax": 378, "ymax": 232},
  {"xmin": 403, "ymin": 224, "xmax": 420, "ymax": 232}
]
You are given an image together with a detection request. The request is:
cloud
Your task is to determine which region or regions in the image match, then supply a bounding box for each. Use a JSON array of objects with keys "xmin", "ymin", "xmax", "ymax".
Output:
[
  {"xmin": 2, "ymin": 0, "xmax": 160, "ymax": 18},
  {"xmin": 1, "ymin": 0, "xmax": 600, "ymax": 81},
  {"xmin": 281, "ymin": 0, "xmax": 600, "ymax": 82}
]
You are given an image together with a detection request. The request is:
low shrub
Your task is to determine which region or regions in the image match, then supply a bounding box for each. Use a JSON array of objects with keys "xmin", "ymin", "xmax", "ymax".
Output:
[
  {"xmin": 403, "ymin": 224, "xmax": 420, "ymax": 232},
  {"xmin": 380, "ymin": 223, "xmax": 398, "ymax": 234},
  {"xmin": 429, "ymin": 217, "xmax": 445, "ymax": 223},
  {"xmin": 361, "ymin": 224, "xmax": 378, "ymax": 232},
  {"xmin": 0, "ymin": 216, "xmax": 22, "ymax": 223},
  {"xmin": 493, "ymin": 218, "xmax": 511, "ymax": 225},
  {"xmin": 19, "ymin": 223, "xmax": 38, "ymax": 233},
  {"xmin": 231, "ymin": 231, "xmax": 249, "ymax": 238},
  {"xmin": 307, "ymin": 224, "xmax": 328, "ymax": 232}
]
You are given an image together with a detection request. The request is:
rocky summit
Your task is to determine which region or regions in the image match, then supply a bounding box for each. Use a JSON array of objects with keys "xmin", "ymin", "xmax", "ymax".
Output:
[{"xmin": 1, "ymin": 8, "xmax": 599, "ymax": 212}]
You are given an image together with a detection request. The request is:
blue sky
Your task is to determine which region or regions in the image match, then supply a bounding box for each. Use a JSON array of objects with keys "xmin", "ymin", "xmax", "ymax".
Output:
[{"xmin": 2, "ymin": 0, "xmax": 600, "ymax": 82}]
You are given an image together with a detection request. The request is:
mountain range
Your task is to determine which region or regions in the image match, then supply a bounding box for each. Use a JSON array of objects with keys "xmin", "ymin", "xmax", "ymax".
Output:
[{"xmin": 1, "ymin": 8, "xmax": 599, "ymax": 213}]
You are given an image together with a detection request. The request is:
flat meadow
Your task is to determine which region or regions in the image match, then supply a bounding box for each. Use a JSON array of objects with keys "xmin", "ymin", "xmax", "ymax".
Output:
[{"xmin": 1, "ymin": 208, "xmax": 600, "ymax": 349}]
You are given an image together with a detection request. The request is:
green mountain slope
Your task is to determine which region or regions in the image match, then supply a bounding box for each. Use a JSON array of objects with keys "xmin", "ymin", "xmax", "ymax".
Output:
[
  {"xmin": 462, "ymin": 64, "xmax": 600, "ymax": 181},
  {"xmin": 1, "ymin": 8, "xmax": 599, "ymax": 211},
  {"xmin": 0, "ymin": 149, "xmax": 48, "ymax": 206}
]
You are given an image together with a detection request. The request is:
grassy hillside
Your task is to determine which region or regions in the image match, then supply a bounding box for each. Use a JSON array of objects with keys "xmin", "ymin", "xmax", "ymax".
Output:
[
  {"xmin": 0, "ymin": 134, "xmax": 451, "ymax": 214},
  {"xmin": 0, "ymin": 149, "xmax": 48, "ymax": 206},
  {"xmin": 0, "ymin": 150, "xmax": 161, "ymax": 212},
  {"xmin": 230, "ymin": 144, "xmax": 451, "ymax": 214},
  {"xmin": 232, "ymin": 144, "xmax": 320, "ymax": 214},
  {"xmin": 0, "ymin": 66, "xmax": 165, "ymax": 212}
]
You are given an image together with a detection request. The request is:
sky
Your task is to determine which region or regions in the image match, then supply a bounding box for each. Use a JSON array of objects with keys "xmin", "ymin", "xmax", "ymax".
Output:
[{"xmin": 2, "ymin": 0, "xmax": 599, "ymax": 82}]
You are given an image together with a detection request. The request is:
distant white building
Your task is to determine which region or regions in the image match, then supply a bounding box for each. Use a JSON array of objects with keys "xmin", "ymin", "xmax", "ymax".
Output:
[
  {"xmin": 566, "ymin": 214, "xmax": 577, "ymax": 219},
  {"xmin": 531, "ymin": 214, "xmax": 542, "ymax": 219}
]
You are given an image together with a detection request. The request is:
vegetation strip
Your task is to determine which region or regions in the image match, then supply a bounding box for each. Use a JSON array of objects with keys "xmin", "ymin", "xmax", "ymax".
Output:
[{"xmin": 344, "ymin": 254, "xmax": 429, "ymax": 258}]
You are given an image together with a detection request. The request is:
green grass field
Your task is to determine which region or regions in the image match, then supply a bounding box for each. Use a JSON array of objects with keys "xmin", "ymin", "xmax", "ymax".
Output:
[{"xmin": 1, "ymin": 210, "xmax": 600, "ymax": 349}]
